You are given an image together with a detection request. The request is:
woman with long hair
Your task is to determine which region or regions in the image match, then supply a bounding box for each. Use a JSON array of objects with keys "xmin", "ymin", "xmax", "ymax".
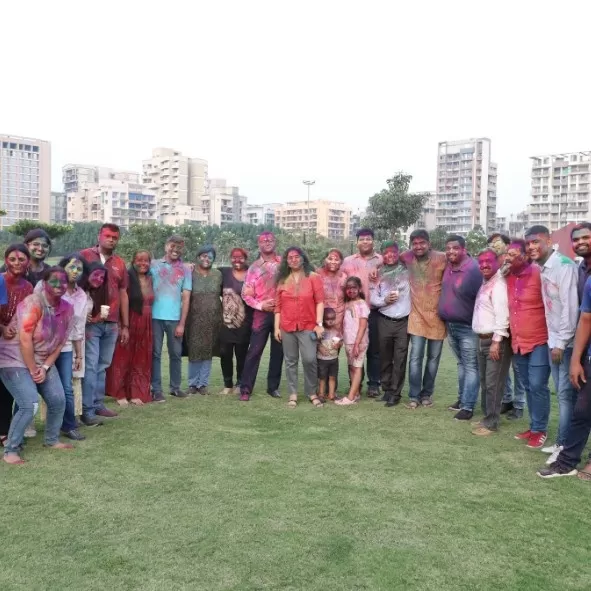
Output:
[
  {"xmin": 317, "ymin": 248, "xmax": 348, "ymax": 334},
  {"xmin": 106, "ymin": 251, "xmax": 154, "ymax": 405},
  {"xmin": 273, "ymin": 247, "xmax": 324, "ymax": 408},
  {"xmin": 0, "ymin": 244, "xmax": 33, "ymax": 446}
]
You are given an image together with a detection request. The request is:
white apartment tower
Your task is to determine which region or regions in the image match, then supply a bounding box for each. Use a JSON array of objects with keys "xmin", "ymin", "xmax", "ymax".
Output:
[
  {"xmin": 202, "ymin": 179, "xmax": 247, "ymax": 226},
  {"xmin": 0, "ymin": 134, "xmax": 51, "ymax": 229},
  {"xmin": 528, "ymin": 151, "xmax": 591, "ymax": 231},
  {"xmin": 436, "ymin": 138, "xmax": 497, "ymax": 235}
]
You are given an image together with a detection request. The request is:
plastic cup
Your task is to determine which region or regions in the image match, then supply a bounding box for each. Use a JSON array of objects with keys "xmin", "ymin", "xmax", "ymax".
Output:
[{"xmin": 100, "ymin": 305, "xmax": 110, "ymax": 319}]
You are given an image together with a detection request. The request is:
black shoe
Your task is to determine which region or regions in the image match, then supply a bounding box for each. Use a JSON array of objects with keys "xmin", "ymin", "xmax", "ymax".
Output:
[
  {"xmin": 80, "ymin": 415, "xmax": 103, "ymax": 427},
  {"xmin": 61, "ymin": 429, "xmax": 86, "ymax": 441},
  {"xmin": 454, "ymin": 409, "xmax": 473, "ymax": 421},
  {"xmin": 378, "ymin": 393, "xmax": 389, "ymax": 402},
  {"xmin": 385, "ymin": 395, "xmax": 400, "ymax": 408},
  {"xmin": 506, "ymin": 408, "xmax": 524, "ymax": 420},
  {"xmin": 367, "ymin": 387, "xmax": 380, "ymax": 399},
  {"xmin": 448, "ymin": 399, "xmax": 461, "ymax": 411},
  {"xmin": 188, "ymin": 386, "xmax": 199, "ymax": 395},
  {"xmin": 170, "ymin": 389, "xmax": 189, "ymax": 398},
  {"xmin": 152, "ymin": 392, "xmax": 166, "ymax": 403},
  {"xmin": 537, "ymin": 463, "xmax": 577, "ymax": 479},
  {"xmin": 268, "ymin": 390, "xmax": 281, "ymax": 398},
  {"xmin": 500, "ymin": 401, "xmax": 514, "ymax": 414}
]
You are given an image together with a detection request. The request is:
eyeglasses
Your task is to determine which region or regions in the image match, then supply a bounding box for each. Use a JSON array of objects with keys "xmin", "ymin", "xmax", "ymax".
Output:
[{"xmin": 259, "ymin": 238, "xmax": 275, "ymax": 244}]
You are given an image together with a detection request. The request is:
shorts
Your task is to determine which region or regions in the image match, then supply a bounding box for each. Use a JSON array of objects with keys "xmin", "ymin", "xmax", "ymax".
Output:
[
  {"xmin": 345, "ymin": 344, "xmax": 368, "ymax": 368},
  {"xmin": 318, "ymin": 358, "xmax": 339, "ymax": 380}
]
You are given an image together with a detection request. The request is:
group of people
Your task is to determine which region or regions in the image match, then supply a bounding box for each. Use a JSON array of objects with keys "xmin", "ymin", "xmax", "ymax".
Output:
[{"xmin": 2, "ymin": 222, "xmax": 591, "ymax": 482}]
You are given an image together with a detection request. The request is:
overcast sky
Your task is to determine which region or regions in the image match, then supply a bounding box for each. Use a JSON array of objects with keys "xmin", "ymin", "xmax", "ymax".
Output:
[{"xmin": 3, "ymin": 0, "xmax": 591, "ymax": 218}]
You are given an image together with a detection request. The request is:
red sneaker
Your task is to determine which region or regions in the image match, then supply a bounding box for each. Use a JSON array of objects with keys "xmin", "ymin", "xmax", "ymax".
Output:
[
  {"xmin": 527, "ymin": 432, "xmax": 548, "ymax": 449},
  {"xmin": 514, "ymin": 430, "xmax": 532, "ymax": 440},
  {"xmin": 239, "ymin": 393, "xmax": 250, "ymax": 402}
]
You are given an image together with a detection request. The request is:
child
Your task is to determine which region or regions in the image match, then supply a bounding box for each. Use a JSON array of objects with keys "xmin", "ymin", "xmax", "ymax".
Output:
[
  {"xmin": 317, "ymin": 307, "xmax": 342, "ymax": 402},
  {"xmin": 335, "ymin": 276, "xmax": 369, "ymax": 406}
]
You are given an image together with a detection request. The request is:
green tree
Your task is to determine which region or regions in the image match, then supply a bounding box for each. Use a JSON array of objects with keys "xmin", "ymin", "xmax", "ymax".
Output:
[
  {"xmin": 9, "ymin": 220, "xmax": 72, "ymax": 241},
  {"xmin": 364, "ymin": 172, "xmax": 429, "ymax": 240},
  {"xmin": 465, "ymin": 225, "xmax": 488, "ymax": 255},
  {"xmin": 428, "ymin": 226, "xmax": 448, "ymax": 252}
]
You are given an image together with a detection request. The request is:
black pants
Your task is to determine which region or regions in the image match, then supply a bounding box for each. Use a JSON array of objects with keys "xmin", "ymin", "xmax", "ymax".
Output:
[
  {"xmin": 0, "ymin": 378, "xmax": 14, "ymax": 437},
  {"xmin": 240, "ymin": 310, "xmax": 284, "ymax": 396},
  {"xmin": 378, "ymin": 314, "xmax": 409, "ymax": 401},
  {"xmin": 366, "ymin": 309, "xmax": 381, "ymax": 388},
  {"xmin": 220, "ymin": 341, "xmax": 249, "ymax": 389},
  {"xmin": 557, "ymin": 357, "xmax": 591, "ymax": 469}
]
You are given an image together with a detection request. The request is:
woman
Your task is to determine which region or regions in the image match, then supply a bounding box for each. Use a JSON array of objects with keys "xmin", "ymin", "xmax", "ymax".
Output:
[
  {"xmin": 218, "ymin": 248, "xmax": 253, "ymax": 395},
  {"xmin": 317, "ymin": 248, "xmax": 348, "ymax": 334},
  {"xmin": 0, "ymin": 244, "xmax": 34, "ymax": 446},
  {"xmin": 273, "ymin": 247, "xmax": 324, "ymax": 408},
  {"xmin": 84, "ymin": 261, "xmax": 108, "ymax": 322},
  {"xmin": 106, "ymin": 251, "xmax": 154, "ymax": 406},
  {"xmin": 0, "ymin": 267, "xmax": 75, "ymax": 464},
  {"xmin": 186, "ymin": 245, "xmax": 222, "ymax": 395}
]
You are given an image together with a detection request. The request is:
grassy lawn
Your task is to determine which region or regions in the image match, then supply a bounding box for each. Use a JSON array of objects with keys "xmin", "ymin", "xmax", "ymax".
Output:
[{"xmin": 2, "ymin": 345, "xmax": 590, "ymax": 591}]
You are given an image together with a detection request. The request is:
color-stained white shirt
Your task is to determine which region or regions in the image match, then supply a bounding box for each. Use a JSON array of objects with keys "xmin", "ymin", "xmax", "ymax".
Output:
[{"xmin": 472, "ymin": 272, "xmax": 509, "ymax": 342}]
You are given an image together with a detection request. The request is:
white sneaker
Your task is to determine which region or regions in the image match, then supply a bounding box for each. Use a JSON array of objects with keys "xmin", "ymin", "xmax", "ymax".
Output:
[
  {"xmin": 541, "ymin": 443, "xmax": 560, "ymax": 454},
  {"xmin": 218, "ymin": 388, "xmax": 232, "ymax": 395},
  {"xmin": 546, "ymin": 446, "xmax": 564, "ymax": 465}
]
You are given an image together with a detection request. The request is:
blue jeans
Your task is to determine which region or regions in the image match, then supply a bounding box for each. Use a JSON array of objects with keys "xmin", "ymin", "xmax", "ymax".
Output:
[
  {"xmin": 189, "ymin": 360, "xmax": 213, "ymax": 388},
  {"xmin": 82, "ymin": 322, "xmax": 119, "ymax": 418},
  {"xmin": 0, "ymin": 366, "xmax": 65, "ymax": 454},
  {"xmin": 55, "ymin": 351, "xmax": 75, "ymax": 432},
  {"xmin": 446, "ymin": 322, "xmax": 480, "ymax": 411},
  {"xmin": 550, "ymin": 346, "xmax": 578, "ymax": 445},
  {"xmin": 408, "ymin": 336, "xmax": 444, "ymax": 401},
  {"xmin": 152, "ymin": 319, "xmax": 183, "ymax": 393},
  {"xmin": 503, "ymin": 359, "xmax": 526, "ymax": 410},
  {"xmin": 513, "ymin": 344, "xmax": 551, "ymax": 432}
]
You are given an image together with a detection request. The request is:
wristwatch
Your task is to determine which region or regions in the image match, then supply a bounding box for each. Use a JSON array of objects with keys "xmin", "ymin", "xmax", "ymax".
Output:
[
  {"xmin": 42, "ymin": 364, "xmax": 50, "ymax": 372},
  {"xmin": 317, "ymin": 322, "xmax": 323, "ymax": 327}
]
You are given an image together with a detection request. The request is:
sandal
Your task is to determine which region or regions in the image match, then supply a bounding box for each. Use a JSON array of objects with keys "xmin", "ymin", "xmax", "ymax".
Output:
[
  {"xmin": 287, "ymin": 394, "xmax": 298, "ymax": 408},
  {"xmin": 335, "ymin": 397, "xmax": 358, "ymax": 406},
  {"xmin": 310, "ymin": 395, "xmax": 324, "ymax": 408},
  {"xmin": 577, "ymin": 462, "xmax": 591, "ymax": 481},
  {"xmin": 405, "ymin": 401, "xmax": 419, "ymax": 410}
]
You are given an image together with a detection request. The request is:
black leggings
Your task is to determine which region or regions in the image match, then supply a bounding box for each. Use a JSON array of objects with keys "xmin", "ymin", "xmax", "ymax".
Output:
[{"xmin": 220, "ymin": 342, "xmax": 249, "ymax": 388}]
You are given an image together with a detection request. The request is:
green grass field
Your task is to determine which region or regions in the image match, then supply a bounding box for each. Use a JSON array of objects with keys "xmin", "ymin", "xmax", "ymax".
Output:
[{"xmin": 2, "ymin": 346, "xmax": 590, "ymax": 591}]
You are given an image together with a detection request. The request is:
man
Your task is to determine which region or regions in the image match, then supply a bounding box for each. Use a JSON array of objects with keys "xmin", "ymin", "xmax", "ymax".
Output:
[
  {"xmin": 537, "ymin": 272, "xmax": 591, "ymax": 479},
  {"xmin": 487, "ymin": 232, "xmax": 526, "ymax": 419},
  {"xmin": 80, "ymin": 224, "xmax": 129, "ymax": 425},
  {"xmin": 572, "ymin": 221, "xmax": 591, "ymax": 300},
  {"xmin": 0, "ymin": 228, "xmax": 52, "ymax": 286},
  {"xmin": 400, "ymin": 229, "xmax": 447, "ymax": 408},
  {"xmin": 369, "ymin": 241, "xmax": 410, "ymax": 407},
  {"xmin": 471, "ymin": 249, "xmax": 511, "ymax": 435},
  {"xmin": 239, "ymin": 231, "xmax": 283, "ymax": 401},
  {"xmin": 438, "ymin": 235, "xmax": 482, "ymax": 420},
  {"xmin": 505, "ymin": 239, "xmax": 551, "ymax": 449},
  {"xmin": 150, "ymin": 235, "xmax": 192, "ymax": 401},
  {"xmin": 342, "ymin": 228, "xmax": 383, "ymax": 397},
  {"xmin": 526, "ymin": 225, "xmax": 578, "ymax": 464}
]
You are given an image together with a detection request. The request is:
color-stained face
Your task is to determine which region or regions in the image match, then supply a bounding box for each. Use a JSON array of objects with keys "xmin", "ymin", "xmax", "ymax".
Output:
[
  {"xmin": 445, "ymin": 240, "xmax": 466, "ymax": 265},
  {"xmin": 230, "ymin": 252, "xmax": 247, "ymax": 270},
  {"xmin": 98, "ymin": 228, "xmax": 120, "ymax": 252},
  {"xmin": 345, "ymin": 280, "xmax": 360, "ymax": 300},
  {"xmin": 258, "ymin": 233, "xmax": 276, "ymax": 255},
  {"xmin": 133, "ymin": 252, "xmax": 151, "ymax": 275},
  {"xmin": 5, "ymin": 250, "xmax": 29, "ymax": 276},
  {"xmin": 64, "ymin": 258, "xmax": 83, "ymax": 284},
  {"xmin": 44, "ymin": 271, "xmax": 67, "ymax": 299},
  {"xmin": 356, "ymin": 234, "xmax": 374, "ymax": 255},
  {"xmin": 287, "ymin": 250, "xmax": 303, "ymax": 270},
  {"xmin": 525, "ymin": 233, "xmax": 551, "ymax": 262},
  {"xmin": 382, "ymin": 246, "xmax": 399, "ymax": 266},
  {"xmin": 88, "ymin": 269, "xmax": 106, "ymax": 288},
  {"xmin": 165, "ymin": 241, "xmax": 184, "ymax": 260},
  {"xmin": 572, "ymin": 228, "xmax": 591, "ymax": 258},
  {"xmin": 199, "ymin": 251, "xmax": 214, "ymax": 269},
  {"xmin": 506, "ymin": 244, "xmax": 526, "ymax": 272},
  {"xmin": 324, "ymin": 251, "xmax": 342, "ymax": 273},
  {"xmin": 489, "ymin": 236, "xmax": 507, "ymax": 256},
  {"xmin": 478, "ymin": 252, "xmax": 499, "ymax": 281},
  {"xmin": 324, "ymin": 312, "xmax": 337, "ymax": 328},
  {"xmin": 26, "ymin": 237, "xmax": 50, "ymax": 261},
  {"xmin": 411, "ymin": 237, "xmax": 430, "ymax": 258}
]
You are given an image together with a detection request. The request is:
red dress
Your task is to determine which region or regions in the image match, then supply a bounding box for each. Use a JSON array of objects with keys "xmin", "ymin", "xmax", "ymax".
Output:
[{"xmin": 106, "ymin": 280, "xmax": 154, "ymax": 403}]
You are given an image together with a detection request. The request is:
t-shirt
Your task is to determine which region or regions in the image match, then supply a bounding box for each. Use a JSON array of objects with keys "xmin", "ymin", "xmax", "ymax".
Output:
[
  {"xmin": 343, "ymin": 299, "xmax": 370, "ymax": 346},
  {"xmin": 580, "ymin": 276, "xmax": 591, "ymax": 356},
  {"xmin": 150, "ymin": 258, "xmax": 192, "ymax": 321},
  {"xmin": 318, "ymin": 328, "xmax": 341, "ymax": 361}
]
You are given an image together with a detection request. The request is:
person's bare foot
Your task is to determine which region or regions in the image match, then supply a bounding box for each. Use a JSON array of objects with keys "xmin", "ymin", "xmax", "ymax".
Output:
[
  {"xmin": 117, "ymin": 399, "xmax": 129, "ymax": 407},
  {"xmin": 44, "ymin": 442, "xmax": 74, "ymax": 450},
  {"xmin": 3, "ymin": 453, "xmax": 25, "ymax": 465},
  {"xmin": 130, "ymin": 398, "xmax": 144, "ymax": 406}
]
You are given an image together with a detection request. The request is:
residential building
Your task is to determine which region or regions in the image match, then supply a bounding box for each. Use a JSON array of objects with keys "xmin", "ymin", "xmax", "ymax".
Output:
[
  {"xmin": 508, "ymin": 209, "xmax": 529, "ymax": 237},
  {"xmin": 495, "ymin": 216, "xmax": 508, "ymax": 235},
  {"xmin": 528, "ymin": 151, "xmax": 591, "ymax": 231},
  {"xmin": 67, "ymin": 179, "xmax": 157, "ymax": 229},
  {"xmin": 0, "ymin": 134, "xmax": 51, "ymax": 229},
  {"xmin": 142, "ymin": 147, "xmax": 208, "ymax": 226},
  {"xmin": 400, "ymin": 192, "xmax": 436, "ymax": 245},
  {"xmin": 63, "ymin": 163, "xmax": 139, "ymax": 194},
  {"xmin": 244, "ymin": 203, "xmax": 282, "ymax": 226},
  {"xmin": 349, "ymin": 209, "xmax": 365, "ymax": 238},
  {"xmin": 274, "ymin": 199, "xmax": 351, "ymax": 240},
  {"xmin": 202, "ymin": 179, "xmax": 247, "ymax": 226},
  {"xmin": 51, "ymin": 191, "xmax": 67, "ymax": 224},
  {"xmin": 436, "ymin": 138, "xmax": 497, "ymax": 236}
]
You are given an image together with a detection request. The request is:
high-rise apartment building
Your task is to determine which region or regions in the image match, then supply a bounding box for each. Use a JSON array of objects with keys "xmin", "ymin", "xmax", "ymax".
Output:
[
  {"xmin": 244, "ymin": 203, "xmax": 282, "ymax": 226},
  {"xmin": 400, "ymin": 192, "xmax": 437, "ymax": 245},
  {"xmin": 0, "ymin": 134, "xmax": 51, "ymax": 229},
  {"xmin": 528, "ymin": 151, "xmax": 591, "ymax": 231},
  {"xmin": 202, "ymin": 179, "xmax": 247, "ymax": 226},
  {"xmin": 51, "ymin": 191, "xmax": 67, "ymax": 224},
  {"xmin": 436, "ymin": 138, "xmax": 497, "ymax": 235},
  {"xmin": 274, "ymin": 200, "xmax": 351, "ymax": 240},
  {"xmin": 142, "ymin": 148, "xmax": 208, "ymax": 226},
  {"xmin": 63, "ymin": 163, "xmax": 140, "ymax": 194}
]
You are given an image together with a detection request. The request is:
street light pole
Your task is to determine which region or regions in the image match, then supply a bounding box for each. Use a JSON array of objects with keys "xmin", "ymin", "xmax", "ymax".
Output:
[{"xmin": 302, "ymin": 179, "xmax": 315, "ymax": 245}]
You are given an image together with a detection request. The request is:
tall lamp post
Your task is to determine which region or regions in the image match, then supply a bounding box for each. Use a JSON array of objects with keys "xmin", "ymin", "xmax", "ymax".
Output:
[{"xmin": 302, "ymin": 179, "xmax": 315, "ymax": 244}]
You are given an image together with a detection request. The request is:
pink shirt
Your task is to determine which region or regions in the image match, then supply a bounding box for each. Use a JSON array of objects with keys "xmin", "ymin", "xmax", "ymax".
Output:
[
  {"xmin": 343, "ymin": 299, "xmax": 370, "ymax": 345},
  {"xmin": 342, "ymin": 252, "xmax": 383, "ymax": 304},
  {"xmin": 241, "ymin": 255, "xmax": 282, "ymax": 311}
]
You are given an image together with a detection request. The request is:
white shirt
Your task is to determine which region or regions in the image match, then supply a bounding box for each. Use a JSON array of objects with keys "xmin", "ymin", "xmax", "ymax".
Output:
[{"xmin": 472, "ymin": 272, "xmax": 509, "ymax": 341}]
